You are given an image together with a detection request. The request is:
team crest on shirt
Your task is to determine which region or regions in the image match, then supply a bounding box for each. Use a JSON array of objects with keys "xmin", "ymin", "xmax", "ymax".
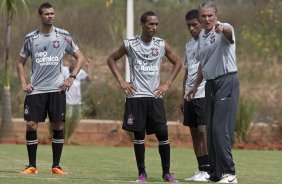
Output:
[
  {"xmin": 151, "ymin": 48, "xmax": 159, "ymax": 56},
  {"xmin": 53, "ymin": 40, "xmax": 60, "ymax": 48},
  {"xmin": 24, "ymin": 105, "xmax": 29, "ymax": 115},
  {"xmin": 127, "ymin": 114, "xmax": 135, "ymax": 125},
  {"xmin": 210, "ymin": 34, "xmax": 215, "ymax": 44}
]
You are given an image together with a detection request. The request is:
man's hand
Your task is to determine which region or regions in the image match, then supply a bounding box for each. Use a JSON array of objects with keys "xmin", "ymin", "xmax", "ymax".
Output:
[
  {"xmin": 154, "ymin": 83, "xmax": 169, "ymax": 98},
  {"xmin": 119, "ymin": 80, "xmax": 136, "ymax": 96},
  {"xmin": 22, "ymin": 83, "xmax": 34, "ymax": 93},
  {"xmin": 59, "ymin": 77, "xmax": 75, "ymax": 91},
  {"xmin": 185, "ymin": 87, "xmax": 197, "ymax": 101},
  {"xmin": 215, "ymin": 22, "xmax": 224, "ymax": 33}
]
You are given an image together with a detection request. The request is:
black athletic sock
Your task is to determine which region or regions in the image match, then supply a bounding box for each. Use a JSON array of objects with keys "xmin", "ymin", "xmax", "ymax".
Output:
[
  {"xmin": 134, "ymin": 140, "xmax": 145, "ymax": 174},
  {"xmin": 197, "ymin": 155, "xmax": 210, "ymax": 172},
  {"xmin": 158, "ymin": 141, "xmax": 170, "ymax": 175},
  {"xmin": 156, "ymin": 131, "xmax": 170, "ymax": 176},
  {"xmin": 26, "ymin": 131, "xmax": 38, "ymax": 167},
  {"xmin": 134, "ymin": 132, "xmax": 146, "ymax": 174},
  {"xmin": 52, "ymin": 129, "xmax": 64, "ymax": 168}
]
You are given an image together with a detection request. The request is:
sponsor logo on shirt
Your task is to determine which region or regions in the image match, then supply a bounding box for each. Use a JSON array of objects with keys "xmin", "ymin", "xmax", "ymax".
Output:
[
  {"xmin": 134, "ymin": 59, "xmax": 159, "ymax": 76},
  {"xmin": 35, "ymin": 51, "xmax": 59, "ymax": 66}
]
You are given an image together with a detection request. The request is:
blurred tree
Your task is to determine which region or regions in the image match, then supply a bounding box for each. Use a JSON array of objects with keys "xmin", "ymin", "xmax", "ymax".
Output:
[{"xmin": 0, "ymin": 0, "xmax": 27, "ymax": 143}]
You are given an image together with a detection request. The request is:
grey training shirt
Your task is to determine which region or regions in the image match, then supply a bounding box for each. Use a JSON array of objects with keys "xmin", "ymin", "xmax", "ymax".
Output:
[
  {"xmin": 196, "ymin": 22, "xmax": 237, "ymax": 80},
  {"xmin": 20, "ymin": 27, "xmax": 79, "ymax": 95},
  {"xmin": 124, "ymin": 35, "xmax": 165, "ymax": 98}
]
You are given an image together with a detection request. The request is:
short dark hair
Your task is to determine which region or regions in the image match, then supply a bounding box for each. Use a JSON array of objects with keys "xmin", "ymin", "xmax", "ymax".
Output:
[
  {"xmin": 140, "ymin": 11, "xmax": 156, "ymax": 24},
  {"xmin": 38, "ymin": 2, "xmax": 53, "ymax": 15},
  {"xmin": 185, "ymin": 9, "xmax": 199, "ymax": 21},
  {"xmin": 198, "ymin": 1, "xmax": 217, "ymax": 13}
]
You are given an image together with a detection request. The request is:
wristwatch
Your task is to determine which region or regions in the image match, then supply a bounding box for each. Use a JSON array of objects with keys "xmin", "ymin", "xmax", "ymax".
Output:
[{"xmin": 69, "ymin": 73, "xmax": 76, "ymax": 79}]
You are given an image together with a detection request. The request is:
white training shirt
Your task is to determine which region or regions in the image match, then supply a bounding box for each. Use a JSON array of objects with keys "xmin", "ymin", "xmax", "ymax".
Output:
[{"xmin": 62, "ymin": 66, "xmax": 87, "ymax": 105}]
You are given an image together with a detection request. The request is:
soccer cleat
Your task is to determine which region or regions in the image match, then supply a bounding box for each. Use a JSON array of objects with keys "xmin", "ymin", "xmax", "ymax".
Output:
[
  {"xmin": 51, "ymin": 166, "xmax": 67, "ymax": 175},
  {"xmin": 217, "ymin": 174, "xmax": 238, "ymax": 183},
  {"xmin": 193, "ymin": 171, "xmax": 210, "ymax": 182},
  {"xmin": 20, "ymin": 166, "xmax": 38, "ymax": 174},
  {"xmin": 163, "ymin": 173, "xmax": 178, "ymax": 183},
  {"xmin": 185, "ymin": 171, "xmax": 210, "ymax": 182},
  {"xmin": 184, "ymin": 170, "xmax": 200, "ymax": 181},
  {"xmin": 136, "ymin": 172, "xmax": 147, "ymax": 182}
]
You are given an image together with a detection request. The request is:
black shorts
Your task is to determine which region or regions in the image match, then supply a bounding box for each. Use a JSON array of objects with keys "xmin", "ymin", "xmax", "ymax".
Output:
[
  {"xmin": 183, "ymin": 98, "xmax": 206, "ymax": 127},
  {"xmin": 24, "ymin": 92, "xmax": 66, "ymax": 122},
  {"xmin": 123, "ymin": 97, "xmax": 167, "ymax": 135}
]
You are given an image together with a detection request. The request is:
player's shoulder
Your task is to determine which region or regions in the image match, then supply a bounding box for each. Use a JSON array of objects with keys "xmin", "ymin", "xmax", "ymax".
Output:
[
  {"xmin": 54, "ymin": 27, "xmax": 71, "ymax": 36},
  {"xmin": 153, "ymin": 36, "xmax": 165, "ymax": 47},
  {"xmin": 153, "ymin": 36, "xmax": 164, "ymax": 42},
  {"xmin": 124, "ymin": 35, "xmax": 140, "ymax": 47},
  {"xmin": 125, "ymin": 35, "xmax": 139, "ymax": 42},
  {"xmin": 24, "ymin": 29, "xmax": 40, "ymax": 40},
  {"xmin": 199, "ymin": 29, "xmax": 205, "ymax": 37},
  {"xmin": 186, "ymin": 38, "xmax": 197, "ymax": 46}
]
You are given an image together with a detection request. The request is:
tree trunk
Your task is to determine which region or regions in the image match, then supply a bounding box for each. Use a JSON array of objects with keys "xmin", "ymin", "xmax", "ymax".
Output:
[
  {"xmin": 0, "ymin": 86, "xmax": 14, "ymax": 143},
  {"xmin": 0, "ymin": 3, "xmax": 14, "ymax": 143}
]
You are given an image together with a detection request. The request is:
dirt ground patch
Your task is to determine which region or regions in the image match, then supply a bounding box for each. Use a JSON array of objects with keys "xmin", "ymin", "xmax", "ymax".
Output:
[{"xmin": 234, "ymin": 138, "xmax": 282, "ymax": 150}]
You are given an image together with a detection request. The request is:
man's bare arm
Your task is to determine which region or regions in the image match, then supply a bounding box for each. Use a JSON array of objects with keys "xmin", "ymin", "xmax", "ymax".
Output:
[
  {"xmin": 153, "ymin": 42, "xmax": 182, "ymax": 98},
  {"xmin": 17, "ymin": 56, "xmax": 34, "ymax": 93},
  {"xmin": 107, "ymin": 44, "xmax": 136, "ymax": 96}
]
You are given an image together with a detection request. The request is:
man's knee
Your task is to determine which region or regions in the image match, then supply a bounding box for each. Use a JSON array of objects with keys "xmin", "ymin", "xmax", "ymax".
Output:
[
  {"xmin": 197, "ymin": 125, "xmax": 207, "ymax": 135},
  {"xmin": 190, "ymin": 127, "xmax": 200, "ymax": 137},
  {"xmin": 134, "ymin": 131, "xmax": 145, "ymax": 140},
  {"xmin": 51, "ymin": 121, "xmax": 64, "ymax": 130},
  {"xmin": 26, "ymin": 121, "xmax": 38, "ymax": 131},
  {"xmin": 156, "ymin": 130, "xmax": 168, "ymax": 141}
]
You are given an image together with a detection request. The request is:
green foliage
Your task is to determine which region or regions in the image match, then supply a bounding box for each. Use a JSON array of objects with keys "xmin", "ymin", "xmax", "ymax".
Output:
[
  {"xmin": 64, "ymin": 105, "xmax": 81, "ymax": 142},
  {"xmin": 0, "ymin": 0, "xmax": 28, "ymax": 19},
  {"xmin": 9, "ymin": 73, "xmax": 24, "ymax": 117},
  {"xmin": 240, "ymin": 2, "xmax": 282, "ymax": 62},
  {"xmin": 0, "ymin": 73, "xmax": 3, "ymax": 103},
  {"xmin": 164, "ymin": 86, "xmax": 182, "ymax": 121},
  {"xmin": 1, "ymin": 0, "xmax": 28, "ymax": 88},
  {"xmin": 235, "ymin": 97, "xmax": 257, "ymax": 143},
  {"xmin": 107, "ymin": 0, "xmax": 126, "ymax": 45},
  {"xmin": 82, "ymin": 81, "xmax": 124, "ymax": 120}
]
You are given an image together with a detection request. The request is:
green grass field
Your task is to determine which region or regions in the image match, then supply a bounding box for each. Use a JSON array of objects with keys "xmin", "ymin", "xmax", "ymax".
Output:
[{"xmin": 0, "ymin": 144, "xmax": 281, "ymax": 184}]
